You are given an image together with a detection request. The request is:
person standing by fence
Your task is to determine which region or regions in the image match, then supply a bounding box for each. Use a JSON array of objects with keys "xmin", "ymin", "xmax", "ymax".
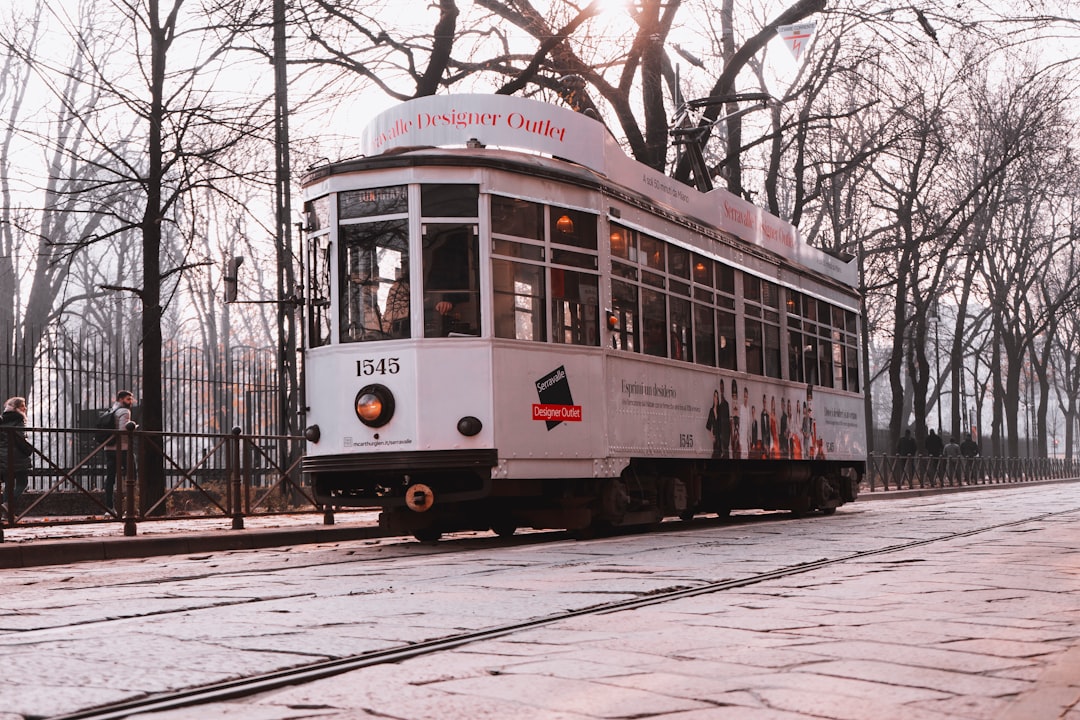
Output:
[
  {"xmin": 104, "ymin": 391, "xmax": 135, "ymax": 512},
  {"xmin": 0, "ymin": 396, "xmax": 32, "ymax": 509},
  {"xmin": 943, "ymin": 435, "xmax": 961, "ymax": 485},
  {"xmin": 896, "ymin": 429, "xmax": 916, "ymax": 489}
]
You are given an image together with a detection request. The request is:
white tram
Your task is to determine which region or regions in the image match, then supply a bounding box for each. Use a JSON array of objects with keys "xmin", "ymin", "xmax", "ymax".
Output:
[{"xmin": 301, "ymin": 94, "xmax": 865, "ymax": 541}]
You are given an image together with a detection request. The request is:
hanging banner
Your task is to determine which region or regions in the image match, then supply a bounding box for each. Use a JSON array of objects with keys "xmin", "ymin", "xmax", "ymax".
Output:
[{"xmin": 777, "ymin": 22, "xmax": 816, "ymax": 61}]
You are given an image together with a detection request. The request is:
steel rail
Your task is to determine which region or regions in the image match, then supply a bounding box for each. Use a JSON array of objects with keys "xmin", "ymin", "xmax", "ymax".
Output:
[{"xmin": 49, "ymin": 504, "xmax": 1080, "ymax": 720}]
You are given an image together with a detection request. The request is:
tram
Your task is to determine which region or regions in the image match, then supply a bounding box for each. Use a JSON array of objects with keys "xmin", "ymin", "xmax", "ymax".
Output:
[{"xmin": 300, "ymin": 94, "xmax": 865, "ymax": 541}]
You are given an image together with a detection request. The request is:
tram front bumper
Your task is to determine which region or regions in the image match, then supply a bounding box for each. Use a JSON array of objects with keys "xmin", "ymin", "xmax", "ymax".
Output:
[{"xmin": 304, "ymin": 449, "xmax": 497, "ymax": 507}]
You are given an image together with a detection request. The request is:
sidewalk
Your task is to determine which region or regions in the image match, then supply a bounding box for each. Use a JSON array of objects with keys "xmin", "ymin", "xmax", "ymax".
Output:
[
  {"xmin": 1, "ymin": 478, "xmax": 1073, "ymax": 571},
  {"xmin": 0, "ymin": 509, "xmax": 383, "ymax": 569}
]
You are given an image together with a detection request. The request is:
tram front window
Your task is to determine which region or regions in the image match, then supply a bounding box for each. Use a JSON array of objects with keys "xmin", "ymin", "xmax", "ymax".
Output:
[
  {"xmin": 423, "ymin": 223, "xmax": 481, "ymax": 337},
  {"xmin": 339, "ymin": 220, "xmax": 410, "ymax": 342}
]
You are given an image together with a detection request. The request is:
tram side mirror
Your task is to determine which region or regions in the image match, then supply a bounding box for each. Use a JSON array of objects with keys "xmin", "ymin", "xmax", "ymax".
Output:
[{"xmin": 224, "ymin": 256, "xmax": 244, "ymax": 303}]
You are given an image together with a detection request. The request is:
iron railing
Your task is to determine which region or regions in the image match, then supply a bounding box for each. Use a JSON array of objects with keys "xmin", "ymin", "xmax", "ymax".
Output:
[
  {"xmin": 864, "ymin": 454, "xmax": 1080, "ymax": 492},
  {"xmin": 0, "ymin": 425, "xmax": 323, "ymax": 541}
]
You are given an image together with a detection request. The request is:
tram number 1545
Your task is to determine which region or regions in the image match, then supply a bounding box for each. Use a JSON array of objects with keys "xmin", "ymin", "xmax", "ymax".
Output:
[{"xmin": 357, "ymin": 358, "xmax": 401, "ymax": 376}]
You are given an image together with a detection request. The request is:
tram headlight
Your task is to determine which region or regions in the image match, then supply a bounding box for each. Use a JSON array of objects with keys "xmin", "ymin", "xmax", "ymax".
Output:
[{"xmin": 354, "ymin": 384, "xmax": 395, "ymax": 428}]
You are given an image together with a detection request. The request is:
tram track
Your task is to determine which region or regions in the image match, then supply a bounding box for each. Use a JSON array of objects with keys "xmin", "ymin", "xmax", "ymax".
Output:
[{"xmin": 47, "ymin": 503, "xmax": 1080, "ymax": 720}]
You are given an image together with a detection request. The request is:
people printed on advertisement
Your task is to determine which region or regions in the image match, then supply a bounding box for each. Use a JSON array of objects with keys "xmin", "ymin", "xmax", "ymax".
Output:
[
  {"xmin": 749, "ymin": 403, "xmax": 761, "ymax": 458},
  {"xmin": 741, "ymin": 386, "xmax": 751, "ymax": 458},
  {"xmin": 705, "ymin": 382, "xmax": 731, "ymax": 459},
  {"xmin": 691, "ymin": 380, "xmax": 837, "ymax": 462},
  {"xmin": 729, "ymin": 379, "xmax": 742, "ymax": 459}
]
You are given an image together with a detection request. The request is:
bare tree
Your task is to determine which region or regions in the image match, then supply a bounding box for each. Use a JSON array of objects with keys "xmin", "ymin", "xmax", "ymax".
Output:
[{"xmin": 5, "ymin": 0, "xmax": 277, "ymax": 507}]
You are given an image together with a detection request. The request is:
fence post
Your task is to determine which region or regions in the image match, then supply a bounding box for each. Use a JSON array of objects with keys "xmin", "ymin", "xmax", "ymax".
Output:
[
  {"xmin": 122, "ymin": 422, "xmax": 138, "ymax": 536},
  {"xmin": 231, "ymin": 427, "xmax": 244, "ymax": 530}
]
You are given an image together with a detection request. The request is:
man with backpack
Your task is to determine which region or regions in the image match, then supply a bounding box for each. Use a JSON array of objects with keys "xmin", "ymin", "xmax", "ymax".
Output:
[{"xmin": 103, "ymin": 390, "xmax": 135, "ymax": 512}]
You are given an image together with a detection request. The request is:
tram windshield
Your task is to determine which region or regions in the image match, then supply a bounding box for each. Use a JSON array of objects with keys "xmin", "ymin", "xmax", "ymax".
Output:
[
  {"xmin": 340, "ymin": 220, "xmax": 411, "ymax": 342},
  {"xmin": 422, "ymin": 222, "xmax": 481, "ymax": 337}
]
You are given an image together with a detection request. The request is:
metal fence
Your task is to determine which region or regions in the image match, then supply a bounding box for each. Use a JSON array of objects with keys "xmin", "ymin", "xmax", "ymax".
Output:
[
  {"xmin": 864, "ymin": 454, "xmax": 1080, "ymax": 492},
  {"xmin": 1, "ymin": 425, "xmax": 317, "ymax": 539},
  {"xmin": 1, "ymin": 325, "xmax": 280, "ymax": 474}
]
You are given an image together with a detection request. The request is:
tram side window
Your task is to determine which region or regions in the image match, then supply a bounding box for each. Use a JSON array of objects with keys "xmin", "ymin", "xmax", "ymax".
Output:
[
  {"xmin": 423, "ymin": 223, "xmax": 481, "ymax": 337},
  {"xmin": 717, "ymin": 306, "xmax": 737, "ymax": 370},
  {"xmin": 787, "ymin": 328, "xmax": 804, "ymax": 383},
  {"xmin": 307, "ymin": 232, "xmax": 332, "ymax": 348},
  {"xmin": 610, "ymin": 225, "xmax": 637, "ymax": 263},
  {"xmin": 611, "ymin": 279, "xmax": 639, "ymax": 351},
  {"xmin": 764, "ymin": 324, "xmax": 782, "ymax": 378},
  {"xmin": 491, "ymin": 195, "xmax": 544, "ymax": 239},
  {"xmin": 744, "ymin": 320, "xmax": 763, "ymax": 375},
  {"xmin": 845, "ymin": 310, "xmax": 860, "ymax": 392},
  {"xmin": 786, "ymin": 291, "xmax": 803, "ymax": 383},
  {"xmin": 551, "ymin": 207, "xmax": 597, "ymax": 250},
  {"xmin": 306, "ymin": 196, "xmax": 331, "ymax": 232},
  {"xmin": 691, "ymin": 255, "xmax": 715, "ymax": 367},
  {"xmin": 493, "ymin": 259, "xmax": 545, "ymax": 341},
  {"xmin": 743, "ymin": 276, "xmax": 781, "ymax": 379},
  {"xmin": 552, "ymin": 269, "xmax": 599, "ymax": 346},
  {"xmin": 804, "ymin": 332, "xmax": 820, "ymax": 385},
  {"xmin": 694, "ymin": 303, "xmax": 715, "ymax": 366},
  {"xmin": 421, "ymin": 184, "xmax": 479, "ymax": 217},
  {"xmin": 715, "ymin": 263, "xmax": 737, "ymax": 370},
  {"xmin": 641, "ymin": 287, "xmax": 668, "ymax": 358},
  {"xmin": 670, "ymin": 296, "xmax": 691, "ymax": 361},
  {"xmin": 832, "ymin": 331, "xmax": 846, "ymax": 389},
  {"xmin": 817, "ymin": 332, "xmax": 834, "ymax": 389},
  {"xmin": 339, "ymin": 220, "xmax": 410, "ymax": 343}
]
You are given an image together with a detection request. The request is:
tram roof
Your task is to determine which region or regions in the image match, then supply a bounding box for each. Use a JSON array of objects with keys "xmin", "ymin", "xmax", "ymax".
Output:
[{"xmin": 303, "ymin": 94, "xmax": 857, "ymax": 288}]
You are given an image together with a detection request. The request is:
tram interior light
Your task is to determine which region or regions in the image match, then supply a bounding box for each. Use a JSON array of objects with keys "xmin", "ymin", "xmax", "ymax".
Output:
[
  {"xmin": 556, "ymin": 214, "xmax": 575, "ymax": 234},
  {"xmin": 606, "ymin": 310, "xmax": 620, "ymax": 332},
  {"xmin": 609, "ymin": 230, "xmax": 626, "ymax": 255}
]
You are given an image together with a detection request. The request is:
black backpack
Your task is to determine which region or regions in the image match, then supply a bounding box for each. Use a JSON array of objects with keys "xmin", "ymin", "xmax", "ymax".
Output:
[{"xmin": 92, "ymin": 408, "xmax": 117, "ymax": 444}]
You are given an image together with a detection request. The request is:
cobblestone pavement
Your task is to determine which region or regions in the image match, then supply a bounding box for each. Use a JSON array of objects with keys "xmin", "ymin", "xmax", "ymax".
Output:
[{"xmin": 0, "ymin": 484, "xmax": 1077, "ymax": 720}]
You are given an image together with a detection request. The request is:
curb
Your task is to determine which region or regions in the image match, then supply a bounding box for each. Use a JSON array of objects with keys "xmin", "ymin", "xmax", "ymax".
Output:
[{"xmin": 0, "ymin": 523, "xmax": 385, "ymax": 569}]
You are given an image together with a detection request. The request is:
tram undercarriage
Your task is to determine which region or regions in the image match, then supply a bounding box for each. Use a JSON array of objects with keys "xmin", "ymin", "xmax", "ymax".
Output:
[{"xmin": 315, "ymin": 456, "xmax": 862, "ymax": 542}]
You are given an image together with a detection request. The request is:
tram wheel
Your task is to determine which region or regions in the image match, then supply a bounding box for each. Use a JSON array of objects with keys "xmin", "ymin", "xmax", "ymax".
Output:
[
  {"xmin": 413, "ymin": 529, "xmax": 442, "ymax": 543},
  {"xmin": 679, "ymin": 510, "xmax": 696, "ymax": 522},
  {"xmin": 492, "ymin": 523, "xmax": 517, "ymax": 538},
  {"xmin": 820, "ymin": 507, "xmax": 837, "ymax": 516}
]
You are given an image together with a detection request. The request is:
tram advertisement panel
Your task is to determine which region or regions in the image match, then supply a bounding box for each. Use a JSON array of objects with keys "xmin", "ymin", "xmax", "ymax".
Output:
[
  {"xmin": 491, "ymin": 347, "xmax": 606, "ymax": 462},
  {"xmin": 606, "ymin": 356, "xmax": 865, "ymax": 462}
]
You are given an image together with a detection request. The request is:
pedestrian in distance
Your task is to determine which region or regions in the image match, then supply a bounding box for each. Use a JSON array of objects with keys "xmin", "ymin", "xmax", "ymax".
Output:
[
  {"xmin": 960, "ymin": 434, "xmax": 980, "ymax": 485},
  {"xmin": 926, "ymin": 428, "xmax": 944, "ymax": 457},
  {"xmin": 942, "ymin": 435, "xmax": 961, "ymax": 486},
  {"xmin": 897, "ymin": 429, "xmax": 916, "ymax": 456},
  {"xmin": 104, "ymin": 390, "xmax": 136, "ymax": 512},
  {"xmin": 943, "ymin": 436, "xmax": 960, "ymax": 458},
  {"xmin": 896, "ymin": 429, "xmax": 916, "ymax": 489},
  {"xmin": 0, "ymin": 396, "xmax": 32, "ymax": 507}
]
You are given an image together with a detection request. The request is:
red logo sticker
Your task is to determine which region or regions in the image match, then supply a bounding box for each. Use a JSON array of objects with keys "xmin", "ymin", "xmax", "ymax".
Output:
[{"xmin": 532, "ymin": 404, "xmax": 583, "ymax": 422}]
